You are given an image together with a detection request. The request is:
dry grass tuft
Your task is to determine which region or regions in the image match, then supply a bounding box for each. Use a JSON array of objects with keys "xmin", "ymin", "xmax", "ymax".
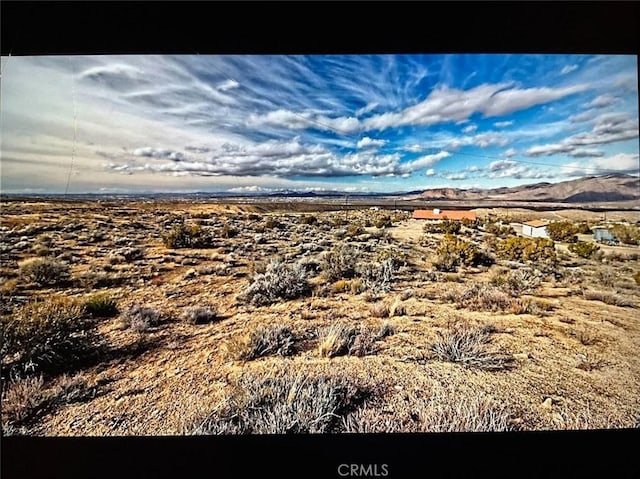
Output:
[{"xmin": 226, "ymin": 324, "xmax": 296, "ymax": 361}]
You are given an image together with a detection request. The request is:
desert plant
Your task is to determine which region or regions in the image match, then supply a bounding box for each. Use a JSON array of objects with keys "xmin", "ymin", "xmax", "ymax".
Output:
[
  {"xmin": 441, "ymin": 219, "xmax": 462, "ymax": 234},
  {"xmin": 498, "ymin": 236, "xmax": 556, "ymax": 264},
  {"xmin": 1, "ymin": 296, "xmax": 95, "ymax": 372},
  {"xmin": 18, "ymin": 257, "xmax": 69, "ymax": 286},
  {"xmin": 318, "ymin": 323, "xmax": 358, "ymax": 358},
  {"xmin": 568, "ymin": 241, "xmax": 600, "ymax": 259},
  {"xmin": 180, "ymin": 306, "xmax": 218, "ymax": 325},
  {"xmin": 120, "ymin": 305, "xmax": 162, "ymax": 332},
  {"xmin": 226, "ymin": 324, "xmax": 296, "ymax": 360},
  {"xmin": 634, "ymin": 271, "xmax": 640, "ymax": 286},
  {"xmin": 299, "ymin": 215, "xmax": 318, "ymax": 225},
  {"xmin": 84, "ymin": 293, "xmax": 118, "ymax": 318},
  {"xmin": 187, "ymin": 371, "xmax": 368, "ymax": 434},
  {"xmin": 358, "ymin": 258, "xmax": 395, "ymax": 294},
  {"xmin": 241, "ymin": 259, "xmax": 311, "ymax": 306},
  {"xmin": 373, "ymin": 215, "xmax": 392, "ymax": 229},
  {"xmin": 321, "ymin": 243, "xmax": 360, "ymax": 281},
  {"xmin": 1, "ymin": 374, "xmax": 47, "ymax": 426},
  {"xmin": 610, "ymin": 224, "xmax": 640, "ymax": 245},
  {"xmin": 430, "ymin": 323, "xmax": 513, "ymax": 371},
  {"xmin": 494, "ymin": 268, "xmax": 543, "ymax": 296},
  {"xmin": 448, "ymin": 282, "xmax": 513, "ymax": 312},
  {"xmin": 370, "ymin": 302, "xmax": 390, "ymax": 318},
  {"xmin": 432, "ymin": 234, "xmax": 486, "ymax": 272},
  {"xmin": 163, "ymin": 223, "xmax": 215, "ymax": 248},
  {"xmin": 582, "ymin": 290, "xmax": 635, "ymax": 308},
  {"xmin": 547, "ymin": 221, "xmax": 579, "ymax": 242}
]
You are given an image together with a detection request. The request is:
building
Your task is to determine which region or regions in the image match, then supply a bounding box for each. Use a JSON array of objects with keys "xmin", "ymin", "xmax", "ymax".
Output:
[
  {"xmin": 593, "ymin": 227, "xmax": 618, "ymax": 244},
  {"xmin": 412, "ymin": 209, "xmax": 477, "ymax": 221},
  {"xmin": 521, "ymin": 220, "xmax": 549, "ymax": 238}
]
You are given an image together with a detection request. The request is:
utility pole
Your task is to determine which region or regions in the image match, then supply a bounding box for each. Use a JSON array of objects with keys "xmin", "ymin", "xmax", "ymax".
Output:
[{"xmin": 344, "ymin": 194, "xmax": 349, "ymax": 222}]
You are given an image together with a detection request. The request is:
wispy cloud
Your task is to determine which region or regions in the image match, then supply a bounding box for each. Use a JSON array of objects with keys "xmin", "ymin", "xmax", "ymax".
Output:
[{"xmin": 560, "ymin": 64, "xmax": 579, "ymax": 75}]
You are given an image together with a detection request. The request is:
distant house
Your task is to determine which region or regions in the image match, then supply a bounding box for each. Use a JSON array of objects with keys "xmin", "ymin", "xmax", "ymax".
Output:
[
  {"xmin": 593, "ymin": 227, "xmax": 618, "ymax": 244},
  {"xmin": 521, "ymin": 220, "xmax": 549, "ymax": 238},
  {"xmin": 412, "ymin": 209, "xmax": 477, "ymax": 221}
]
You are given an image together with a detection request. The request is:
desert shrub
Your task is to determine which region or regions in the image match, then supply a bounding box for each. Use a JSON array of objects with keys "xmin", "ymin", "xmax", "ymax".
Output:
[
  {"xmin": 432, "ymin": 235, "xmax": 485, "ymax": 272},
  {"xmin": 634, "ymin": 271, "xmax": 640, "ymax": 286},
  {"xmin": 75, "ymin": 271, "xmax": 123, "ymax": 290},
  {"xmin": 484, "ymin": 222, "xmax": 514, "ymax": 238},
  {"xmin": 180, "ymin": 306, "xmax": 218, "ymax": 325},
  {"xmin": 348, "ymin": 328, "xmax": 377, "ymax": 357},
  {"xmin": 1, "ymin": 374, "xmax": 47, "ymax": 426},
  {"xmin": 461, "ymin": 217, "xmax": 479, "ymax": 230},
  {"xmin": 318, "ymin": 323, "xmax": 358, "ymax": 358},
  {"xmin": 241, "ymin": 259, "xmax": 311, "ymax": 306},
  {"xmin": 346, "ymin": 224, "xmax": 365, "ymax": 237},
  {"xmin": 610, "ymin": 224, "xmax": 640, "ymax": 245},
  {"xmin": 576, "ymin": 222, "xmax": 592, "ymax": 234},
  {"xmin": 370, "ymin": 302, "xmax": 390, "ymax": 318},
  {"xmin": 263, "ymin": 217, "xmax": 282, "ymax": 230},
  {"xmin": 1, "ymin": 296, "xmax": 95, "ymax": 372},
  {"xmin": 595, "ymin": 267, "xmax": 616, "ymax": 288},
  {"xmin": 299, "ymin": 215, "xmax": 318, "ymax": 225},
  {"xmin": 115, "ymin": 247, "xmax": 145, "ymax": 262},
  {"xmin": 18, "ymin": 257, "xmax": 69, "ymax": 286},
  {"xmin": 187, "ymin": 371, "xmax": 368, "ymax": 434},
  {"xmin": 492, "ymin": 268, "xmax": 543, "ymax": 296},
  {"xmin": 357, "ymin": 258, "xmax": 395, "ymax": 294},
  {"xmin": 547, "ymin": 221, "xmax": 579, "ymax": 242},
  {"xmin": 120, "ymin": 305, "xmax": 162, "ymax": 332},
  {"xmin": 441, "ymin": 219, "xmax": 461, "ymax": 234},
  {"xmin": 84, "ymin": 293, "xmax": 118, "ymax": 318},
  {"xmin": 498, "ymin": 236, "xmax": 556, "ymax": 264},
  {"xmin": 430, "ymin": 323, "xmax": 513, "ymax": 371},
  {"xmin": 220, "ymin": 224, "xmax": 238, "ymax": 238},
  {"xmin": 568, "ymin": 241, "xmax": 600, "ymax": 259},
  {"xmin": 163, "ymin": 223, "xmax": 214, "ymax": 248},
  {"xmin": 448, "ymin": 282, "xmax": 513, "ymax": 312},
  {"xmin": 227, "ymin": 324, "xmax": 296, "ymax": 360},
  {"xmin": 373, "ymin": 215, "xmax": 392, "ymax": 228},
  {"xmin": 375, "ymin": 247, "xmax": 408, "ymax": 268},
  {"xmin": 582, "ymin": 290, "xmax": 635, "ymax": 308},
  {"xmin": 321, "ymin": 243, "xmax": 360, "ymax": 281},
  {"xmin": 376, "ymin": 321, "xmax": 395, "ymax": 339}
]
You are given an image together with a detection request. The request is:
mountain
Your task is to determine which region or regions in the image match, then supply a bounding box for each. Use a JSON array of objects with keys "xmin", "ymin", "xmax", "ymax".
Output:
[{"xmin": 418, "ymin": 174, "xmax": 639, "ymax": 203}]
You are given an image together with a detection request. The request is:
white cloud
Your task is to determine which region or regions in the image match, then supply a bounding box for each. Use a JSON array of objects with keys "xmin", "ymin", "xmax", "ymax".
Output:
[
  {"xmin": 486, "ymin": 159, "xmax": 549, "ymax": 179},
  {"xmin": 405, "ymin": 151, "xmax": 451, "ymax": 170},
  {"xmin": 445, "ymin": 172, "xmax": 468, "ymax": 180},
  {"xmin": 216, "ymin": 79, "xmax": 240, "ymax": 91},
  {"xmin": 356, "ymin": 102, "xmax": 379, "ymax": 116},
  {"xmin": 584, "ymin": 94, "xmax": 617, "ymax": 109},
  {"xmin": 563, "ymin": 153, "xmax": 639, "ymax": 176},
  {"xmin": 462, "ymin": 124, "xmax": 477, "ymax": 134},
  {"xmin": 356, "ymin": 137, "xmax": 387, "ymax": 149},
  {"xmin": 570, "ymin": 149, "xmax": 605, "ymax": 158},
  {"xmin": 569, "ymin": 110, "xmax": 595, "ymax": 123},
  {"xmin": 425, "ymin": 168, "xmax": 436, "ymax": 176},
  {"xmin": 494, "ymin": 121, "xmax": 513, "ymax": 128},
  {"xmin": 560, "ymin": 64, "xmax": 579, "ymax": 75},
  {"xmin": 504, "ymin": 148, "xmax": 517, "ymax": 157},
  {"xmin": 403, "ymin": 144, "xmax": 424, "ymax": 153}
]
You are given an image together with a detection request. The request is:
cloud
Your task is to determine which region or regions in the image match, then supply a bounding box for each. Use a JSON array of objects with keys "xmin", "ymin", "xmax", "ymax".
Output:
[
  {"xmin": 485, "ymin": 159, "xmax": 549, "ymax": 179},
  {"xmin": 356, "ymin": 102, "xmax": 379, "ymax": 116},
  {"xmin": 584, "ymin": 94, "xmax": 617, "ymax": 108},
  {"xmin": 445, "ymin": 172, "xmax": 468, "ymax": 180},
  {"xmin": 560, "ymin": 64, "xmax": 579, "ymax": 75},
  {"xmin": 526, "ymin": 112, "xmax": 638, "ymax": 157},
  {"xmin": 462, "ymin": 124, "xmax": 477, "ymax": 134},
  {"xmin": 569, "ymin": 110, "xmax": 595, "ymax": 123},
  {"xmin": 425, "ymin": 168, "xmax": 436, "ymax": 176},
  {"xmin": 247, "ymin": 109, "xmax": 360, "ymax": 134},
  {"xmin": 217, "ymin": 79, "xmax": 240, "ymax": 91},
  {"xmin": 494, "ymin": 121, "xmax": 513, "ymax": 128},
  {"xmin": 405, "ymin": 151, "xmax": 451, "ymax": 170},
  {"xmin": 570, "ymin": 149, "xmax": 605, "ymax": 158},
  {"xmin": 563, "ymin": 153, "xmax": 639, "ymax": 176},
  {"xmin": 133, "ymin": 147, "xmax": 186, "ymax": 161},
  {"xmin": 356, "ymin": 137, "xmax": 387, "ymax": 149},
  {"xmin": 403, "ymin": 144, "xmax": 424, "ymax": 153},
  {"xmin": 504, "ymin": 148, "xmax": 517, "ymax": 157}
]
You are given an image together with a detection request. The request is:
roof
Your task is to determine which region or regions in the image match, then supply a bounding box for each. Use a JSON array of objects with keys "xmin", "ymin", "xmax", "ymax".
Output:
[
  {"xmin": 412, "ymin": 210, "xmax": 477, "ymax": 221},
  {"xmin": 522, "ymin": 220, "xmax": 549, "ymax": 228}
]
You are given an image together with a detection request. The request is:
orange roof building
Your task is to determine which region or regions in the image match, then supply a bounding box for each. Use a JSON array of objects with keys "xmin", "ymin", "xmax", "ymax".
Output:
[{"xmin": 412, "ymin": 209, "xmax": 477, "ymax": 221}]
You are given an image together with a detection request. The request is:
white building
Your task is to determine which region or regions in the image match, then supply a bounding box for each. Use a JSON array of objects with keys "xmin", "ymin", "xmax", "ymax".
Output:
[{"xmin": 522, "ymin": 220, "xmax": 549, "ymax": 238}]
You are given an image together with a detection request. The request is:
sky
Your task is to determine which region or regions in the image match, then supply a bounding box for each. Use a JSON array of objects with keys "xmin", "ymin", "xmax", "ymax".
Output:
[{"xmin": 1, "ymin": 54, "xmax": 638, "ymax": 194}]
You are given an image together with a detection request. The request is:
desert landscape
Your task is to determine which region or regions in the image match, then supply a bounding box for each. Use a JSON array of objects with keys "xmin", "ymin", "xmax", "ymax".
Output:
[{"xmin": 2, "ymin": 191, "xmax": 639, "ymax": 436}]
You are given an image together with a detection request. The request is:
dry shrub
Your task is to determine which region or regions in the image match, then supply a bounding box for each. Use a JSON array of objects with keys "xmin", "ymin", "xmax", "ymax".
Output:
[
  {"xmin": 582, "ymin": 290, "xmax": 635, "ymax": 308},
  {"xmin": 318, "ymin": 323, "xmax": 357, "ymax": 358},
  {"xmin": 321, "ymin": 243, "xmax": 360, "ymax": 281},
  {"xmin": 241, "ymin": 259, "xmax": 311, "ymax": 306},
  {"xmin": 448, "ymin": 282, "xmax": 512, "ymax": 312},
  {"xmin": 226, "ymin": 324, "xmax": 296, "ymax": 361},
  {"xmin": 1, "ymin": 375, "xmax": 46, "ymax": 425},
  {"xmin": 18, "ymin": 257, "xmax": 69, "ymax": 286},
  {"xmin": 84, "ymin": 293, "xmax": 118, "ymax": 318},
  {"xmin": 180, "ymin": 306, "xmax": 219, "ymax": 325},
  {"xmin": 120, "ymin": 305, "xmax": 162, "ymax": 332},
  {"xmin": 370, "ymin": 302, "xmax": 390, "ymax": 318},
  {"xmin": 575, "ymin": 327, "xmax": 598, "ymax": 346},
  {"xmin": 358, "ymin": 258, "xmax": 395, "ymax": 293},
  {"xmin": 186, "ymin": 371, "xmax": 369, "ymax": 434},
  {"xmin": 492, "ymin": 268, "xmax": 543, "ymax": 296},
  {"xmin": 576, "ymin": 354, "xmax": 605, "ymax": 371},
  {"xmin": 430, "ymin": 322, "xmax": 513, "ymax": 371},
  {"xmin": 1, "ymin": 296, "xmax": 96, "ymax": 372}
]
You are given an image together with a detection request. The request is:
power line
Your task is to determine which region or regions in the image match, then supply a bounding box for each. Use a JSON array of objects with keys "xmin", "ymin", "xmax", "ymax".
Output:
[{"xmin": 64, "ymin": 59, "xmax": 77, "ymax": 196}]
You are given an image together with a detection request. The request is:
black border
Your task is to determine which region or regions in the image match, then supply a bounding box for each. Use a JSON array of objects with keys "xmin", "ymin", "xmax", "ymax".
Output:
[{"xmin": 1, "ymin": 2, "xmax": 639, "ymax": 478}]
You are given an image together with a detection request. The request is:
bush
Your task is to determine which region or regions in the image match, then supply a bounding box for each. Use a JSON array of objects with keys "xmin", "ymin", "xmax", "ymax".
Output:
[
  {"xmin": 226, "ymin": 324, "xmax": 296, "ymax": 360},
  {"xmin": 318, "ymin": 323, "xmax": 358, "ymax": 358},
  {"xmin": 18, "ymin": 257, "xmax": 69, "ymax": 286},
  {"xmin": 430, "ymin": 323, "xmax": 513, "ymax": 371},
  {"xmin": 241, "ymin": 259, "xmax": 311, "ymax": 306},
  {"xmin": 568, "ymin": 241, "xmax": 600, "ymax": 259},
  {"xmin": 441, "ymin": 219, "xmax": 461, "ymax": 234},
  {"xmin": 180, "ymin": 306, "xmax": 218, "ymax": 325},
  {"xmin": 634, "ymin": 271, "xmax": 640, "ymax": 286},
  {"xmin": 492, "ymin": 268, "xmax": 543, "ymax": 296},
  {"xmin": 162, "ymin": 223, "xmax": 214, "ymax": 248},
  {"xmin": 498, "ymin": 236, "xmax": 556, "ymax": 264},
  {"xmin": 357, "ymin": 258, "xmax": 395, "ymax": 294},
  {"xmin": 187, "ymin": 371, "xmax": 368, "ymax": 434},
  {"xmin": 447, "ymin": 282, "xmax": 513, "ymax": 312},
  {"xmin": 321, "ymin": 244, "xmax": 360, "ymax": 281},
  {"xmin": 1, "ymin": 297, "xmax": 95, "ymax": 372},
  {"xmin": 547, "ymin": 221, "xmax": 579, "ymax": 242},
  {"xmin": 84, "ymin": 293, "xmax": 118, "ymax": 318},
  {"xmin": 299, "ymin": 215, "xmax": 318, "ymax": 225},
  {"xmin": 120, "ymin": 305, "xmax": 162, "ymax": 332},
  {"xmin": 610, "ymin": 224, "xmax": 640, "ymax": 245},
  {"xmin": 1, "ymin": 374, "xmax": 46, "ymax": 425},
  {"xmin": 432, "ymin": 234, "xmax": 484, "ymax": 272},
  {"xmin": 373, "ymin": 215, "xmax": 392, "ymax": 229},
  {"xmin": 582, "ymin": 290, "xmax": 635, "ymax": 308},
  {"xmin": 484, "ymin": 222, "xmax": 514, "ymax": 238}
]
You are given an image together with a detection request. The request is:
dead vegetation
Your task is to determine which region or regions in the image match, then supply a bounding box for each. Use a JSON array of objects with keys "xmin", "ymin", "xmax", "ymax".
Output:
[{"xmin": 1, "ymin": 199, "xmax": 639, "ymax": 436}]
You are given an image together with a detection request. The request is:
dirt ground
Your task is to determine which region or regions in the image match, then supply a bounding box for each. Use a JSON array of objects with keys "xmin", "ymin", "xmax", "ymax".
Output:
[{"xmin": 1, "ymin": 200, "xmax": 639, "ymax": 435}]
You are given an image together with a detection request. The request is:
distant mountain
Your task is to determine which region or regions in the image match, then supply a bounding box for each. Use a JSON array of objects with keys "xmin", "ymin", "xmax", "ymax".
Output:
[{"xmin": 418, "ymin": 174, "xmax": 640, "ymax": 203}]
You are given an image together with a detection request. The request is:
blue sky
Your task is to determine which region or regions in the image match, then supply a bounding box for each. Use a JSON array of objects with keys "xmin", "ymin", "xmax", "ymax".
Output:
[{"xmin": 1, "ymin": 54, "xmax": 638, "ymax": 194}]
